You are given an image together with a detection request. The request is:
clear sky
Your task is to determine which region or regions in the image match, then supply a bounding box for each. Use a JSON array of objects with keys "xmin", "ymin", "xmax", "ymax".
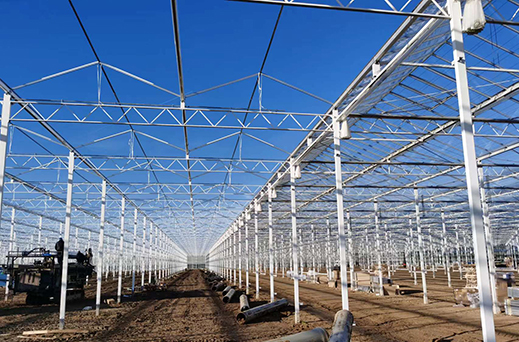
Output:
[
  {"xmin": 0, "ymin": 0, "xmax": 410, "ymax": 252},
  {"xmin": 1, "ymin": 0, "xmax": 405, "ymax": 106}
]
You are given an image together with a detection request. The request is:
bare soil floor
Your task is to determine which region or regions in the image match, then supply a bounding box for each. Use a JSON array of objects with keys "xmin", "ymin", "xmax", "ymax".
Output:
[
  {"xmin": 0, "ymin": 269, "xmax": 326, "ymax": 341},
  {"xmin": 253, "ymin": 268, "xmax": 519, "ymax": 342},
  {"xmin": 2, "ymin": 268, "xmax": 519, "ymax": 341}
]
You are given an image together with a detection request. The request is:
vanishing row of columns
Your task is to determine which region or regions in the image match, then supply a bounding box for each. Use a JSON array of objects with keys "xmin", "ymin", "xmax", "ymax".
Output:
[
  {"xmin": 0, "ymin": 106, "xmax": 187, "ymax": 327},
  {"xmin": 0, "ymin": 1, "xmax": 504, "ymax": 340},
  {"xmin": 208, "ymin": 3, "xmax": 499, "ymax": 341}
]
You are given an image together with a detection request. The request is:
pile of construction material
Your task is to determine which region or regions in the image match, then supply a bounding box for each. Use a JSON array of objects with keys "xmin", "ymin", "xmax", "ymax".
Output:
[
  {"xmin": 203, "ymin": 271, "xmax": 291, "ymax": 324},
  {"xmin": 204, "ymin": 271, "xmax": 239, "ymax": 305},
  {"xmin": 353, "ymin": 265, "xmax": 396, "ymax": 296},
  {"xmin": 454, "ymin": 266, "xmax": 515, "ymax": 310},
  {"xmin": 505, "ymin": 298, "xmax": 519, "ymax": 316}
]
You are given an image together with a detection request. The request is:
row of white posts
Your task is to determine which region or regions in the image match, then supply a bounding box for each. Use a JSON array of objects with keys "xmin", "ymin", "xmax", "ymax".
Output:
[
  {"xmin": 207, "ymin": 2, "xmax": 503, "ymax": 340},
  {"xmin": 0, "ymin": 126, "xmax": 187, "ymax": 328},
  {"xmin": 0, "ymin": 1, "xmax": 507, "ymax": 340}
]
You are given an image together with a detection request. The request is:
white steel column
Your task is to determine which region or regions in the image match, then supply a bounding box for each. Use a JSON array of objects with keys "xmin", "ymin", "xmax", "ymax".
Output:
[
  {"xmin": 326, "ymin": 219, "xmax": 332, "ymax": 280},
  {"xmin": 374, "ymin": 201, "xmax": 384, "ymax": 297},
  {"xmin": 227, "ymin": 236, "xmax": 231, "ymax": 280},
  {"xmin": 222, "ymin": 238, "xmax": 226, "ymax": 279},
  {"xmin": 141, "ymin": 217, "xmax": 146, "ymax": 287},
  {"xmin": 385, "ymin": 227, "xmax": 391, "ymax": 280},
  {"xmin": 449, "ymin": 0, "xmax": 496, "ymax": 338},
  {"xmin": 38, "ymin": 216, "xmax": 42, "ymax": 246},
  {"xmin": 148, "ymin": 222, "xmax": 153, "ymax": 283},
  {"xmin": 254, "ymin": 204, "xmax": 260, "ymax": 300},
  {"xmin": 299, "ymin": 229, "xmax": 303, "ymax": 275},
  {"xmin": 274, "ymin": 236, "xmax": 278, "ymax": 276},
  {"xmin": 132, "ymin": 208, "xmax": 137, "ymax": 294},
  {"xmin": 332, "ymin": 108, "xmax": 349, "ymax": 310},
  {"xmin": 0, "ymin": 94, "xmax": 11, "ymax": 249},
  {"xmin": 281, "ymin": 233, "xmax": 285, "ymax": 278},
  {"xmin": 233, "ymin": 226, "xmax": 237, "ymax": 285},
  {"xmin": 154, "ymin": 226, "xmax": 158, "ymax": 280},
  {"xmin": 239, "ymin": 218, "xmax": 242, "ymax": 287},
  {"xmin": 311, "ymin": 225, "xmax": 316, "ymax": 276},
  {"xmin": 479, "ymin": 169, "xmax": 498, "ymax": 314},
  {"xmin": 409, "ymin": 219, "xmax": 417, "ymax": 285},
  {"xmin": 455, "ymin": 225, "xmax": 463, "ymax": 279},
  {"xmin": 75, "ymin": 226, "xmax": 79, "ymax": 251},
  {"xmin": 268, "ymin": 184, "xmax": 275, "ymax": 302},
  {"xmin": 158, "ymin": 231, "xmax": 163, "ymax": 280},
  {"xmin": 0, "ymin": 93, "xmax": 11, "ymax": 300},
  {"xmin": 117, "ymin": 197, "xmax": 125, "ymax": 304},
  {"xmin": 290, "ymin": 158, "xmax": 300, "ymax": 323},
  {"xmin": 414, "ymin": 188, "xmax": 428, "ymax": 304},
  {"xmin": 96, "ymin": 180, "xmax": 106, "ymax": 316},
  {"xmin": 429, "ymin": 228, "xmax": 435, "ymax": 278},
  {"xmin": 346, "ymin": 210, "xmax": 355, "ymax": 289},
  {"xmin": 245, "ymin": 211, "xmax": 250, "ymax": 295},
  {"xmin": 441, "ymin": 211, "xmax": 452, "ymax": 288},
  {"xmin": 5, "ymin": 208, "xmax": 15, "ymax": 301},
  {"xmin": 58, "ymin": 151, "xmax": 74, "ymax": 330}
]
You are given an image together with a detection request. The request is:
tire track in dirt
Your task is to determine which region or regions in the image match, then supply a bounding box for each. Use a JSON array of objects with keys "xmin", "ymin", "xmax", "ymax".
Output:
[
  {"xmin": 95, "ymin": 270, "xmax": 244, "ymax": 342},
  {"xmin": 92, "ymin": 271, "xmax": 191, "ymax": 341}
]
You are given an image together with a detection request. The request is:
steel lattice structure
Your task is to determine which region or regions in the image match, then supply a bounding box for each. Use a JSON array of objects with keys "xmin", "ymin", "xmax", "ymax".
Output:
[{"xmin": 1, "ymin": 0, "xmax": 519, "ymax": 339}]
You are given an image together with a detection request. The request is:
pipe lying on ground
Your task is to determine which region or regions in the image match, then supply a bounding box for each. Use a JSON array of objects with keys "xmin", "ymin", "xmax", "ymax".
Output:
[
  {"xmin": 329, "ymin": 310, "xmax": 354, "ymax": 342},
  {"xmin": 222, "ymin": 286, "xmax": 233, "ymax": 296},
  {"xmin": 223, "ymin": 288, "xmax": 237, "ymax": 303},
  {"xmin": 239, "ymin": 294, "xmax": 250, "ymax": 311},
  {"xmin": 236, "ymin": 298, "xmax": 288, "ymax": 324},
  {"xmin": 212, "ymin": 282, "xmax": 226, "ymax": 291},
  {"xmin": 207, "ymin": 275, "xmax": 222, "ymax": 283},
  {"xmin": 264, "ymin": 328, "xmax": 329, "ymax": 342}
]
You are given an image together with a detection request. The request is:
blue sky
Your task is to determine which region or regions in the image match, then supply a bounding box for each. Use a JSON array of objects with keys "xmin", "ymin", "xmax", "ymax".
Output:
[
  {"xmin": 0, "ymin": 0, "xmax": 409, "ymax": 251},
  {"xmin": 1, "ymin": 0, "xmax": 405, "ymax": 183},
  {"xmin": 2, "ymin": 0, "xmax": 404, "ymax": 107}
]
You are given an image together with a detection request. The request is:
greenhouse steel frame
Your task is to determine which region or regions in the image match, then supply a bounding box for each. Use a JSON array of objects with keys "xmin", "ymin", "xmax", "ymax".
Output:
[{"xmin": 1, "ymin": 0, "xmax": 518, "ymax": 341}]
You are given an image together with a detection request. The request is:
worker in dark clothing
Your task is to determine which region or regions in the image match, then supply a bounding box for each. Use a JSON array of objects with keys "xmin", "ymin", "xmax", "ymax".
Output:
[
  {"xmin": 55, "ymin": 238, "xmax": 64, "ymax": 266},
  {"xmin": 76, "ymin": 250, "xmax": 86, "ymax": 265},
  {"xmin": 85, "ymin": 248, "xmax": 93, "ymax": 265}
]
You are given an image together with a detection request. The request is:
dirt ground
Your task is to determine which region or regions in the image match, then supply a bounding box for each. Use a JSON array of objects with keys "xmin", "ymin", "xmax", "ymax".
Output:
[
  {"xmin": 2, "ymin": 268, "xmax": 519, "ymax": 341},
  {"xmin": 253, "ymin": 268, "xmax": 519, "ymax": 342},
  {"xmin": 0, "ymin": 270, "xmax": 327, "ymax": 341}
]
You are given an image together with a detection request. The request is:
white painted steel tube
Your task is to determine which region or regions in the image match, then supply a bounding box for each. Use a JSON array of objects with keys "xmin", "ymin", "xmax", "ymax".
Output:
[
  {"xmin": 414, "ymin": 188, "xmax": 428, "ymax": 304},
  {"xmin": 240, "ymin": 294, "xmax": 250, "ymax": 311},
  {"xmin": 448, "ymin": 0, "xmax": 496, "ymax": 339},
  {"xmin": 58, "ymin": 151, "xmax": 74, "ymax": 330},
  {"xmin": 290, "ymin": 160, "xmax": 300, "ymax": 324},
  {"xmin": 95, "ymin": 180, "xmax": 106, "ymax": 316},
  {"xmin": 332, "ymin": 108, "xmax": 349, "ymax": 310},
  {"xmin": 117, "ymin": 197, "xmax": 125, "ymax": 304},
  {"xmin": 1, "ymin": 95, "xmax": 11, "ymax": 302}
]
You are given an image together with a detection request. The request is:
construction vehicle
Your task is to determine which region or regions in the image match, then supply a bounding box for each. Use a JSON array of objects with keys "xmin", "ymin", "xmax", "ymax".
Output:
[{"xmin": 3, "ymin": 247, "xmax": 94, "ymax": 304}]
